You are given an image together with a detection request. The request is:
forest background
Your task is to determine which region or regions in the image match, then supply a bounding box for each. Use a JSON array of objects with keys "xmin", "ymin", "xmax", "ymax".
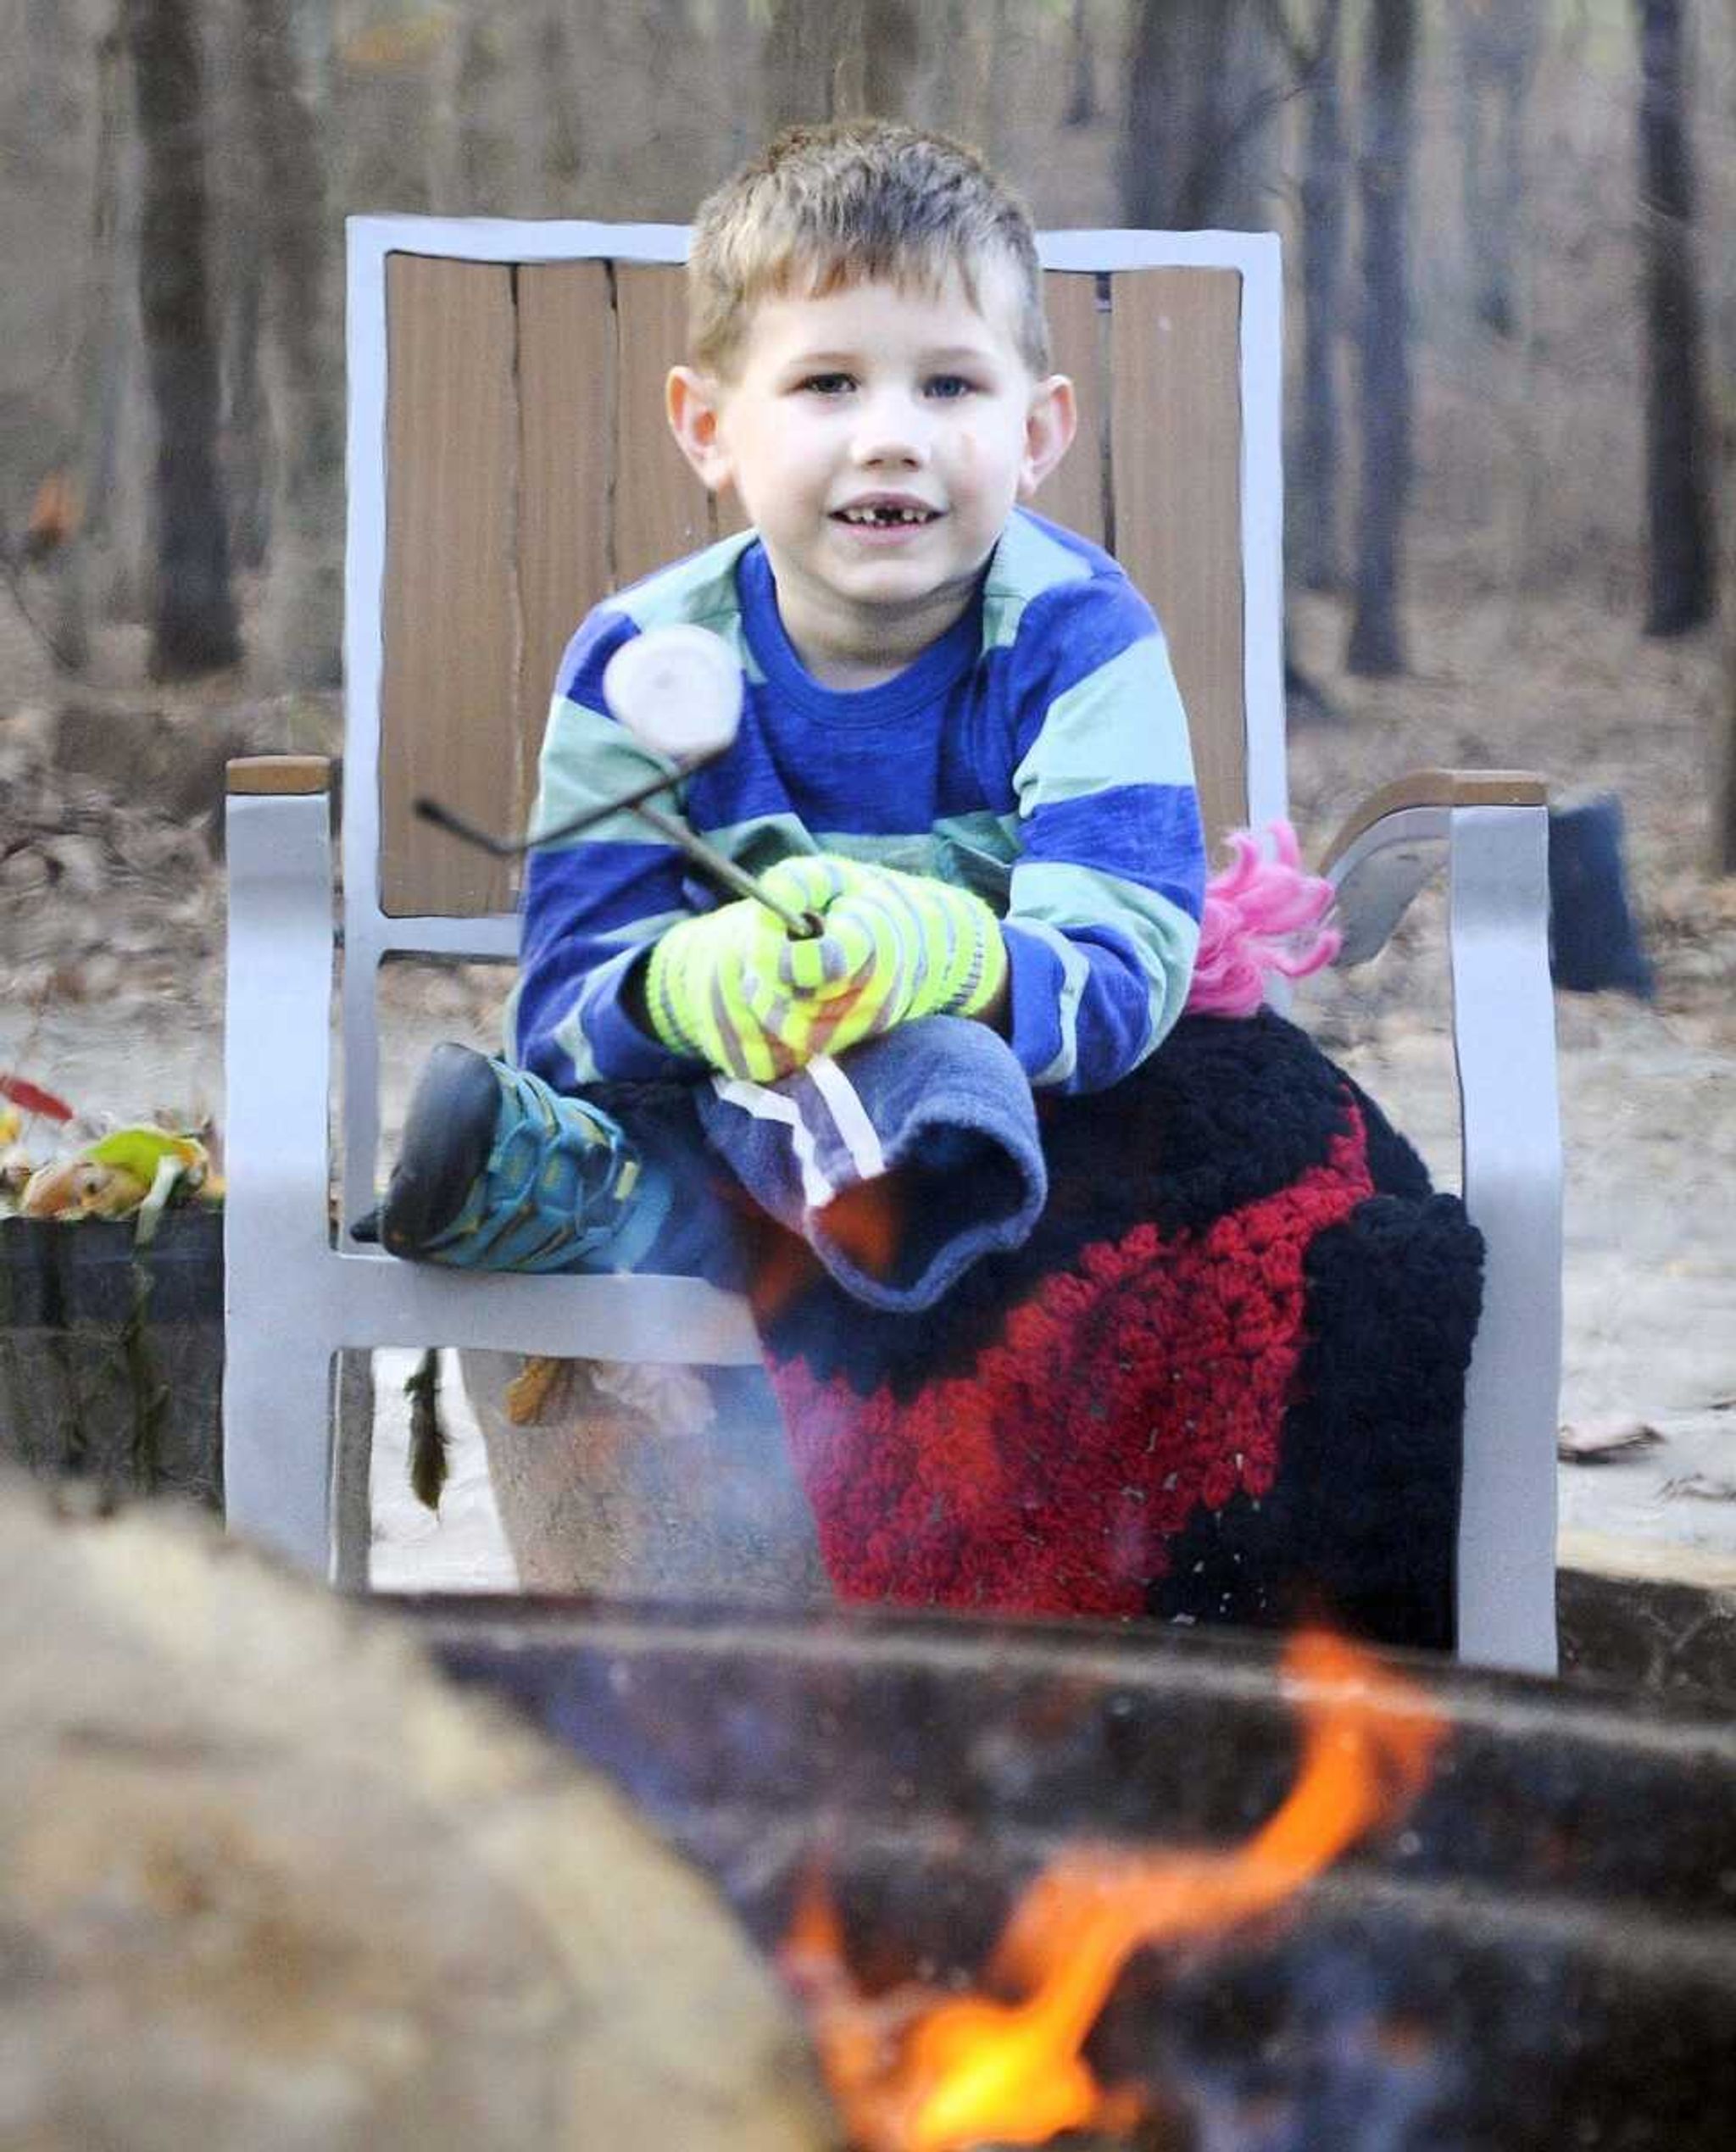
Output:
[{"xmin": 1, "ymin": 0, "xmax": 1733, "ymax": 1599}]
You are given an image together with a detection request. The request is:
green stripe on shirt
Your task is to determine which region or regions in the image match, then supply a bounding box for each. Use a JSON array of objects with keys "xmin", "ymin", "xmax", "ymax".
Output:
[
  {"xmin": 1012, "ymin": 636, "xmax": 1197, "ymax": 809},
  {"xmin": 1010, "ymin": 855, "xmax": 1201, "ymax": 1020},
  {"xmin": 980, "ymin": 511, "xmax": 1093, "ymax": 651}
]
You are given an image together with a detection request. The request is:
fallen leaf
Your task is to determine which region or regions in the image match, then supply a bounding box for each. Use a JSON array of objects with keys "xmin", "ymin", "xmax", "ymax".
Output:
[
  {"xmin": 505, "ymin": 1354, "xmax": 570, "ymax": 1426},
  {"xmin": 86, "ymin": 1126, "xmax": 208, "ymax": 1193},
  {"xmin": 19, "ymin": 1157, "xmax": 149, "ymax": 1219},
  {"xmin": 0, "ymin": 1073, "xmax": 74, "ymax": 1124},
  {"xmin": 22, "ymin": 468, "xmax": 81, "ymax": 559},
  {"xmin": 1557, "ymin": 1417, "xmax": 1667, "ymax": 1463}
]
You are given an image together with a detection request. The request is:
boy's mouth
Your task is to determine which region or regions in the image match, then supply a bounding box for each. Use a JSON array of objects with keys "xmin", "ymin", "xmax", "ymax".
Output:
[{"xmin": 831, "ymin": 500, "xmax": 943, "ymax": 528}]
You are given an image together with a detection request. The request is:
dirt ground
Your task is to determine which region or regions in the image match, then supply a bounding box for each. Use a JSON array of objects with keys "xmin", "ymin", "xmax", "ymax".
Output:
[{"xmin": 3, "ymin": 581, "xmax": 1734, "ymax": 1601}]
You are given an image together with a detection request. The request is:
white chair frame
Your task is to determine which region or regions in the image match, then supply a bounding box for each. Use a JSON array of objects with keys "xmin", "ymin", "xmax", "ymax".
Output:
[{"xmin": 225, "ymin": 218, "xmax": 1561, "ymax": 1673}]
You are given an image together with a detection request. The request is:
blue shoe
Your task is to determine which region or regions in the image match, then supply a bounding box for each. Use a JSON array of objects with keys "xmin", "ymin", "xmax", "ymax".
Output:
[{"xmin": 376, "ymin": 1044, "xmax": 666, "ymax": 1272}]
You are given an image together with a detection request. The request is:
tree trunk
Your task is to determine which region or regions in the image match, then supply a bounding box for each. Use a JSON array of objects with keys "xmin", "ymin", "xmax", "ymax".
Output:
[
  {"xmin": 715, "ymin": 0, "xmax": 762, "ymax": 166},
  {"xmin": 1453, "ymin": 0, "xmax": 1539, "ymax": 339},
  {"xmin": 862, "ymin": 0, "xmax": 919, "ymax": 117},
  {"xmin": 509, "ymin": 1, "xmax": 585, "ymax": 211},
  {"xmin": 915, "ymin": 0, "xmax": 972, "ymax": 133},
  {"xmin": 1635, "ymin": 0, "xmax": 1715, "ymax": 637},
  {"xmin": 765, "ymin": 0, "xmax": 916, "ymax": 128},
  {"xmin": 1121, "ymin": 0, "xmax": 1283, "ymax": 231},
  {"xmin": 1346, "ymin": 0, "xmax": 1417, "ymax": 678},
  {"xmin": 980, "ymin": 0, "xmax": 1015, "ymax": 166},
  {"xmin": 221, "ymin": 227, "xmax": 271, "ymax": 571},
  {"xmin": 1123, "ymin": 0, "xmax": 1222, "ymax": 225},
  {"xmin": 454, "ymin": 6, "xmax": 510, "ymax": 207},
  {"xmin": 1065, "ymin": 0, "xmax": 1098, "ymax": 126},
  {"xmin": 1717, "ymin": 507, "xmax": 1736, "ymax": 867},
  {"xmin": 237, "ymin": 0, "xmax": 344, "ymax": 687},
  {"xmin": 1294, "ymin": 0, "xmax": 1347, "ymax": 593},
  {"xmin": 124, "ymin": 0, "xmax": 242, "ymax": 678},
  {"xmin": 765, "ymin": 0, "xmax": 858, "ymax": 127},
  {"xmin": 1711, "ymin": 1, "xmax": 1736, "ymax": 872},
  {"xmin": 36, "ymin": 10, "xmax": 131, "ymax": 670}
]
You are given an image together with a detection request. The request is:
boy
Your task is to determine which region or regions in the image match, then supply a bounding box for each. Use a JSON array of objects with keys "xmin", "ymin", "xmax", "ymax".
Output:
[
  {"xmin": 376, "ymin": 123, "xmax": 1477, "ymax": 1652},
  {"xmin": 378, "ymin": 120, "xmax": 1205, "ymax": 1273}
]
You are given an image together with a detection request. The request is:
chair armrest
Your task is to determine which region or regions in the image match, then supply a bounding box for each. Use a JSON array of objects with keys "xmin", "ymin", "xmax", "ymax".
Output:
[
  {"xmin": 1319, "ymin": 768, "xmax": 1548, "ymax": 965},
  {"xmin": 225, "ymin": 771, "xmax": 338, "ymax": 1267},
  {"xmin": 228, "ymin": 753, "xmax": 333, "ymax": 796}
]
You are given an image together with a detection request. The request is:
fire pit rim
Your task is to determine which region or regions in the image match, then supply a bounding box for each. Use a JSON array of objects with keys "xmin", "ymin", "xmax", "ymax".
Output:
[{"xmin": 392, "ymin": 1591, "xmax": 1736, "ymax": 1764}]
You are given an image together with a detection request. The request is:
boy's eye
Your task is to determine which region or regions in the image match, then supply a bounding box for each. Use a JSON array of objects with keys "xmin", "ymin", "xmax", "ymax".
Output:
[
  {"xmin": 798, "ymin": 372, "xmax": 855, "ymax": 397},
  {"xmin": 925, "ymin": 375, "xmax": 975, "ymax": 401}
]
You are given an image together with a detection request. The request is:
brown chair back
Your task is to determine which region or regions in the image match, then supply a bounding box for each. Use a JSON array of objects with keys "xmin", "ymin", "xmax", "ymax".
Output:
[{"xmin": 376, "ymin": 252, "xmax": 1247, "ymax": 918}]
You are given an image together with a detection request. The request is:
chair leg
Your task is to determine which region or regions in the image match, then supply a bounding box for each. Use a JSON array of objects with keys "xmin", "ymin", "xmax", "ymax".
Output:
[
  {"xmin": 222, "ymin": 1345, "xmax": 333, "ymax": 1578},
  {"xmin": 331, "ymin": 1349, "xmax": 376, "ymax": 1592},
  {"xmin": 1449, "ymin": 804, "xmax": 1563, "ymax": 1677}
]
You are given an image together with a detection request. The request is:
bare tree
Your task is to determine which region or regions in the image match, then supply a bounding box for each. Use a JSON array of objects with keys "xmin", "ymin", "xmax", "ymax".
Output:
[
  {"xmin": 124, "ymin": 0, "xmax": 241, "ymax": 677},
  {"xmin": 1714, "ymin": 0, "xmax": 1736, "ymax": 870},
  {"xmin": 1452, "ymin": 0, "xmax": 1540, "ymax": 339},
  {"xmin": 14, "ymin": 5, "xmax": 136, "ymax": 671},
  {"xmin": 1346, "ymin": 0, "xmax": 1418, "ymax": 677},
  {"xmin": 1635, "ymin": 0, "xmax": 1716, "ymax": 637},
  {"xmin": 1287, "ymin": 0, "xmax": 1349, "ymax": 592},
  {"xmin": 507, "ymin": 2, "xmax": 585, "ymax": 212},
  {"xmin": 234, "ymin": 0, "xmax": 343, "ymax": 687},
  {"xmin": 1121, "ymin": 0, "xmax": 1287, "ymax": 230},
  {"xmin": 765, "ymin": 0, "xmax": 918, "ymax": 130},
  {"xmin": 1065, "ymin": 0, "xmax": 1098, "ymax": 127},
  {"xmin": 1719, "ymin": 472, "xmax": 1736, "ymax": 867}
]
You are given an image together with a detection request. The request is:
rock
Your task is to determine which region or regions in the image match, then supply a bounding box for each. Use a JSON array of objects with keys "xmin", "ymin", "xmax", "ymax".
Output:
[{"xmin": 0, "ymin": 1483, "xmax": 836, "ymax": 2151}]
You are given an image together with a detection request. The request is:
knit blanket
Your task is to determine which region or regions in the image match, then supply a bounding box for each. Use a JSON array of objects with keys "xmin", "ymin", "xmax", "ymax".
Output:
[{"xmin": 734, "ymin": 1011, "xmax": 1482, "ymax": 1654}]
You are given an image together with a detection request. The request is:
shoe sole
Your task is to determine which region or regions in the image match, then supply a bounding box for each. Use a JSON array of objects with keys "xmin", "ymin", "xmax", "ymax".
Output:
[{"xmin": 379, "ymin": 1043, "xmax": 503, "ymax": 1257}]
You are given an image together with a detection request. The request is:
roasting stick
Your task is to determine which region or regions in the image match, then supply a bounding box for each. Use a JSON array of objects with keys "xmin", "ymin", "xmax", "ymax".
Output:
[{"xmin": 414, "ymin": 625, "xmax": 823, "ymax": 939}]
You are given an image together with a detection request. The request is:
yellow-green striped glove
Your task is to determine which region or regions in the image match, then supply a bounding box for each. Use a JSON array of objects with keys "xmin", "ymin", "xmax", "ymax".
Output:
[
  {"xmin": 743, "ymin": 854, "xmax": 1008, "ymax": 1065},
  {"xmin": 643, "ymin": 897, "xmax": 793, "ymax": 1081}
]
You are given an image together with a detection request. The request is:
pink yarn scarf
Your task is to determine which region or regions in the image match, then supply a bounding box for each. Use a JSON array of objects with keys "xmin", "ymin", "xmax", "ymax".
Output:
[{"xmin": 1185, "ymin": 822, "xmax": 1341, "ymax": 1017}]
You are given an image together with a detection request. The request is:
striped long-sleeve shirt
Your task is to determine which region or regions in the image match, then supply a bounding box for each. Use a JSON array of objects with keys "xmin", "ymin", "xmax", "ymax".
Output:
[{"xmin": 513, "ymin": 508, "xmax": 1205, "ymax": 1098}]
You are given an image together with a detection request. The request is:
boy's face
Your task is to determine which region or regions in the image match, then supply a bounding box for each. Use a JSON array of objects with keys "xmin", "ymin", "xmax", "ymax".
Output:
[{"xmin": 668, "ymin": 263, "xmax": 1075, "ymax": 683}]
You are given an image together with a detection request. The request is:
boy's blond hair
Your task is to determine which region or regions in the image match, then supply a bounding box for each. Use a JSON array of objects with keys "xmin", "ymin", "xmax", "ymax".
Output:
[{"xmin": 687, "ymin": 120, "xmax": 1050, "ymax": 379}]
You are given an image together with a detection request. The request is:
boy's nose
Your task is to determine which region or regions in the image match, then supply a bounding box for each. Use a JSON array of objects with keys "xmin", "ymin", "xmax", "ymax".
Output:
[{"xmin": 849, "ymin": 392, "xmax": 930, "ymax": 466}]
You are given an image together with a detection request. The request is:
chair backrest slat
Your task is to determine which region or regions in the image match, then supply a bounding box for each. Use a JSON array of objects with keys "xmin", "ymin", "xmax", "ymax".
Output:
[
  {"xmin": 381, "ymin": 256, "xmax": 521, "ymax": 918},
  {"xmin": 516, "ymin": 260, "xmax": 615, "ymax": 856},
  {"xmin": 1107, "ymin": 269, "xmax": 1246, "ymax": 849},
  {"xmin": 370, "ymin": 234, "xmax": 1263, "ymax": 920},
  {"xmin": 1039, "ymin": 271, "xmax": 1105, "ymax": 549}
]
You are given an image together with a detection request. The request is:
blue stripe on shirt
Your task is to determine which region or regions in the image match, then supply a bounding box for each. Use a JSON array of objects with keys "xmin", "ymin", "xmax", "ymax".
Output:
[
  {"xmin": 1019, "ymin": 783, "xmax": 1206, "ymax": 920},
  {"xmin": 521, "ymin": 838, "xmax": 687, "ymax": 942}
]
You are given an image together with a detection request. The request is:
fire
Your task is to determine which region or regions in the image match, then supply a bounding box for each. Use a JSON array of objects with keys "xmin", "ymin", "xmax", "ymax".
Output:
[{"xmin": 782, "ymin": 1629, "xmax": 1446, "ymax": 2152}]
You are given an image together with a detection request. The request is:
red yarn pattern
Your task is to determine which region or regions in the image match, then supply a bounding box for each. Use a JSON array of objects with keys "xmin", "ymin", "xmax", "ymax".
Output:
[{"xmin": 767, "ymin": 1110, "xmax": 1375, "ymax": 1619}]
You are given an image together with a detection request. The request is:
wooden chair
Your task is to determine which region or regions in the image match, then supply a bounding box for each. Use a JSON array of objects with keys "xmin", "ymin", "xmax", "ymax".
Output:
[{"xmin": 225, "ymin": 219, "xmax": 1562, "ymax": 1671}]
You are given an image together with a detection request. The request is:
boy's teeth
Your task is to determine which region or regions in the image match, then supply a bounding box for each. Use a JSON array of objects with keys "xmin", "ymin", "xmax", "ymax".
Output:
[{"xmin": 839, "ymin": 505, "xmax": 932, "ymax": 525}]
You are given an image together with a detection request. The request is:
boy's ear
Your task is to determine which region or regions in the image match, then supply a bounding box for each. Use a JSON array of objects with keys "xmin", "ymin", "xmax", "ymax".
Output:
[
  {"xmin": 1018, "ymin": 374, "xmax": 1078, "ymax": 501},
  {"xmin": 667, "ymin": 366, "xmax": 732, "ymax": 492}
]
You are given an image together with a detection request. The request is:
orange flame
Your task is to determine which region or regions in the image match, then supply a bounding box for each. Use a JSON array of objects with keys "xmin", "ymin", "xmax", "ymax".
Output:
[{"xmin": 782, "ymin": 1629, "xmax": 1446, "ymax": 2152}]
